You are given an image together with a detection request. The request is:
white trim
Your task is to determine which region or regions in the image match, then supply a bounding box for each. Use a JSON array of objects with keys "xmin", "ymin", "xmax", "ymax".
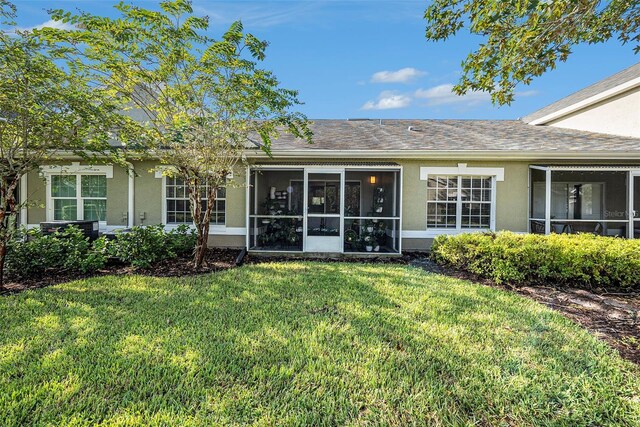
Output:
[
  {"xmin": 163, "ymin": 224, "xmax": 245, "ymax": 236},
  {"xmin": 631, "ymin": 172, "xmax": 640, "ymax": 239},
  {"xmin": 246, "ymin": 150, "xmax": 640, "ymax": 161},
  {"xmin": 161, "ymin": 175, "xmax": 227, "ymax": 227},
  {"xmin": 245, "ymin": 165, "xmax": 250, "ymax": 249},
  {"xmin": 544, "ymin": 169, "xmax": 551, "ymax": 234},
  {"xmin": 19, "ymin": 174, "xmax": 27, "ymax": 226},
  {"xmin": 398, "ymin": 166, "xmax": 403, "ymax": 254},
  {"xmin": 154, "ymin": 166, "xmax": 234, "ymax": 180},
  {"xmin": 490, "ymin": 176, "xmax": 497, "ymax": 231},
  {"xmin": 528, "ymin": 76, "xmax": 640, "ymax": 125},
  {"xmin": 48, "ymin": 149, "xmax": 640, "ymax": 161},
  {"xmin": 425, "ymin": 174, "xmax": 496, "ymax": 232},
  {"xmin": 44, "ymin": 169, "xmax": 109, "ymax": 224},
  {"xmin": 40, "ymin": 162, "xmax": 113, "ymax": 178},
  {"xmin": 28, "ymin": 222, "xmax": 247, "ymax": 236},
  {"xmin": 420, "ymin": 164, "xmax": 505, "ymax": 181},
  {"xmin": 403, "ymin": 229, "xmax": 491, "ymax": 239},
  {"xmin": 535, "ymin": 165, "xmax": 640, "ymax": 172}
]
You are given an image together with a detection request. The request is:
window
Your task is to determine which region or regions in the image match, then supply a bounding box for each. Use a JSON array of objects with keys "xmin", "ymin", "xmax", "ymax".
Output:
[
  {"xmin": 165, "ymin": 177, "xmax": 226, "ymax": 225},
  {"xmin": 427, "ymin": 175, "xmax": 493, "ymax": 229},
  {"xmin": 51, "ymin": 174, "xmax": 107, "ymax": 221}
]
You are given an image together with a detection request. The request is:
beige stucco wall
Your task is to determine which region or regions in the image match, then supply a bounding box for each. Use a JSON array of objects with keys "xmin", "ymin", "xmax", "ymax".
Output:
[
  {"xmin": 26, "ymin": 169, "xmax": 46, "ymax": 224},
  {"xmin": 26, "ymin": 162, "xmax": 129, "ymax": 226},
  {"xmin": 24, "ymin": 158, "xmax": 640, "ymax": 251},
  {"xmin": 547, "ymin": 86, "xmax": 640, "ymax": 138},
  {"xmin": 395, "ymin": 160, "xmax": 530, "ymax": 233}
]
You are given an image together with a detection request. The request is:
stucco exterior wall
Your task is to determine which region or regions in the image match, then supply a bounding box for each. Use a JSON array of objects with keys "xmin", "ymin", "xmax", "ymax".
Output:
[
  {"xmin": 547, "ymin": 86, "xmax": 640, "ymax": 138},
  {"xmin": 26, "ymin": 169, "xmax": 46, "ymax": 224},
  {"xmin": 23, "ymin": 158, "xmax": 640, "ymax": 251},
  {"xmin": 26, "ymin": 162, "xmax": 130, "ymax": 227},
  {"xmin": 395, "ymin": 160, "xmax": 530, "ymax": 232}
]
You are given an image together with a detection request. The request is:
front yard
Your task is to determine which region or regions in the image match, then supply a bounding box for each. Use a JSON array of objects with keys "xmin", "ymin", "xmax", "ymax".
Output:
[{"xmin": 1, "ymin": 262, "xmax": 639, "ymax": 425}]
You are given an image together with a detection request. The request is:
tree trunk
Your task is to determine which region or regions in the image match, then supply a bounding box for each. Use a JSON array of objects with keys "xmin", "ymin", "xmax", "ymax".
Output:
[
  {"xmin": 188, "ymin": 178, "xmax": 217, "ymax": 269},
  {"xmin": 0, "ymin": 241, "xmax": 6, "ymax": 289},
  {"xmin": 0, "ymin": 175, "xmax": 19, "ymax": 289}
]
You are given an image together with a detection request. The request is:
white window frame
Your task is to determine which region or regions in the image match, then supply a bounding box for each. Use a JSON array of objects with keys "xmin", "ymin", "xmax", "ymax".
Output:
[
  {"xmin": 162, "ymin": 176, "xmax": 227, "ymax": 228},
  {"xmin": 420, "ymin": 164, "xmax": 503, "ymax": 235},
  {"xmin": 41, "ymin": 163, "xmax": 113, "ymax": 225}
]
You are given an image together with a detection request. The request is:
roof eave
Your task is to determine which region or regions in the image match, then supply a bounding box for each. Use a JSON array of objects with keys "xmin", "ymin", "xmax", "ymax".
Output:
[
  {"xmin": 247, "ymin": 149, "xmax": 640, "ymax": 161},
  {"xmin": 524, "ymin": 76, "xmax": 640, "ymax": 125}
]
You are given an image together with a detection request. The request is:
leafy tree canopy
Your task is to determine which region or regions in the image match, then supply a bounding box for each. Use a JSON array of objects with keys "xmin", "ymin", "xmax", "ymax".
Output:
[
  {"xmin": 424, "ymin": 0, "xmax": 639, "ymax": 105},
  {"xmin": 0, "ymin": 0, "xmax": 133, "ymax": 285},
  {"xmin": 40, "ymin": 0, "xmax": 312, "ymax": 267}
]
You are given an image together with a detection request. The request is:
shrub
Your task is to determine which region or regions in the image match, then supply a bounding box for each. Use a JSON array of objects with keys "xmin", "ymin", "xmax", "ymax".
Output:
[
  {"xmin": 431, "ymin": 232, "xmax": 640, "ymax": 291},
  {"xmin": 107, "ymin": 224, "xmax": 195, "ymax": 268},
  {"xmin": 6, "ymin": 226, "xmax": 107, "ymax": 279}
]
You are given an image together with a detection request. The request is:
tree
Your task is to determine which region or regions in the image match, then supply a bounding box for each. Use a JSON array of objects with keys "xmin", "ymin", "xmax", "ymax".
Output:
[
  {"xmin": 424, "ymin": 0, "xmax": 639, "ymax": 105},
  {"xmin": 0, "ymin": 2, "xmax": 129, "ymax": 287},
  {"xmin": 44, "ymin": 0, "xmax": 312, "ymax": 268}
]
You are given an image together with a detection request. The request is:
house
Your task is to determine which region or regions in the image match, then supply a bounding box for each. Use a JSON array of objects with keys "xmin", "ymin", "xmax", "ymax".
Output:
[{"xmin": 18, "ymin": 62, "xmax": 640, "ymax": 254}]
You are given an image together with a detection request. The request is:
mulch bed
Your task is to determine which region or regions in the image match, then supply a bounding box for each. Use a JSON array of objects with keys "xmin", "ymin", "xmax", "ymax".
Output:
[
  {"xmin": 2, "ymin": 250, "xmax": 638, "ymax": 365},
  {"xmin": 0, "ymin": 248, "xmax": 243, "ymax": 295}
]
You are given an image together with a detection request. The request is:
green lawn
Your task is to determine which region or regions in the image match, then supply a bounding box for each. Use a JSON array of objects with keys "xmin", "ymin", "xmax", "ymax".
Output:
[{"xmin": 1, "ymin": 263, "xmax": 639, "ymax": 426}]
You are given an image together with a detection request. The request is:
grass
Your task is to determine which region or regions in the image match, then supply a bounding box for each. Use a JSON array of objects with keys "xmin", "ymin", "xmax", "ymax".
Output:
[{"xmin": 1, "ymin": 262, "xmax": 639, "ymax": 426}]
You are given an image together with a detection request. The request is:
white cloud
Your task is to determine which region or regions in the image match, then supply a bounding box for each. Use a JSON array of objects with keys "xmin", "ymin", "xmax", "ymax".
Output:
[
  {"xmin": 414, "ymin": 84, "xmax": 491, "ymax": 106},
  {"xmin": 414, "ymin": 84, "xmax": 539, "ymax": 106},
  {"xmin": 14, "ymin": 19, "xmax": 75, "ymax": 32},
  {"xmin": 361, "ymin": 90, "xmax": 412, "ymax": 110},
  {"xmin": 370, "ymin": 67, "xmax": 427, "ymax": 84}
]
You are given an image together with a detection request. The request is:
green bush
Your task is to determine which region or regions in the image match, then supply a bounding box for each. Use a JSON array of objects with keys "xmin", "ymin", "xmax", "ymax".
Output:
[
  {"xmin": 431, "ymin": 232, "xmax": 640, "ymax": 291},
  {"xmin": 6, "ymin": 226, "xmax": 107, "ymax": 279},
  {"xmin": 107, "ymin": 224, "xmax": 195, "ymax": 268}
]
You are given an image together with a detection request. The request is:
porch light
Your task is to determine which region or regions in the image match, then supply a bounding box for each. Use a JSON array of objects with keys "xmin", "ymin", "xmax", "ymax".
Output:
[{"xmin": 369, "ymin": 175, "xmax": 377, "ymax": 184}]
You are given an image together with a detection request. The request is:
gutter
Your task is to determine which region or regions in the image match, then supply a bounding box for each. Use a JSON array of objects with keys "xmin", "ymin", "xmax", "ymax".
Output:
[{"xmin": 243, "ymin": 149, "xmax": 640, "ymax": 161}]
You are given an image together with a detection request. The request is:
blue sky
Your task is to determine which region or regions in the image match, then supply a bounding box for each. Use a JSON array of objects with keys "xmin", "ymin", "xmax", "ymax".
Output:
[{"xmin": 10, "ymin": 0, "xmax": 639, "ymax": 120}]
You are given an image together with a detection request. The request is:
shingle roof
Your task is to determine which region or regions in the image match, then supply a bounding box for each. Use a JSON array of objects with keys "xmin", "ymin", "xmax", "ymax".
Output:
[
  {"xmin": 265, "ymin": 119, "xmax": 640, "ymax": 153},
  {"xmin": 522, "ymin": 62, "xmax": 640, "ymax": 123}
]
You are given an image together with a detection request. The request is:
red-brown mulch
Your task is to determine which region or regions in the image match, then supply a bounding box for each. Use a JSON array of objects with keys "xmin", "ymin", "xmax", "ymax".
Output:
[{"xmin": 2, "ymin": 250, "xmax": 638, "ymax": 365}]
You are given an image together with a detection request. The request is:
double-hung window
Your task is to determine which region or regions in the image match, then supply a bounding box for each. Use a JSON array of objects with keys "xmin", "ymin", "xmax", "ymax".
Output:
[
  {"xmin": 165, "ymin": 177, "xmax": 226, "ymax": 225},
  {"xmin": 426, "ymin": 175, "xmax": 493, "ymax": 229},
  {"xmin": 50, "ymin": 174, "xmax": 107, "ymax": 221}
]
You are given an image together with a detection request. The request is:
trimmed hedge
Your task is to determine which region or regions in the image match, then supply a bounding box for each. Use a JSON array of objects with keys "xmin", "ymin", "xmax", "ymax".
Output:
[
  {"xmin": 6, "ymin": 227, "xmax": 107, "ymax": 279},
  {"xmin": 106, "ymin": 224, "xmax": 196, "ymax": 268},
  {"xmin": 431, "ymin": 232, "xmax": 640, "ymax": 291},
  {"xmin": 5, "ymin": 224, "xmax": 196, "ymax": 279}
]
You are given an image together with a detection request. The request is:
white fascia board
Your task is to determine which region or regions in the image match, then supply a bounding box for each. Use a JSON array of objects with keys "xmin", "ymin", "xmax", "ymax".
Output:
[
  {"xmin": 419, "ymin": 163, "xmax": 504, "ymax": 181},
  {"xmin": 528, "ymin": 76, "xmax": 640, "ymax": 125},
  {"xmin": 40, "ymin": 162, "xmax": 114, "ymax": 178},
  {"xmin": 49, "ymin": 149, "xmax": 640, "ymax": 161},
  {"xmin": 244, "ymin": 149, "xmax": 640, "ymax": 161}
]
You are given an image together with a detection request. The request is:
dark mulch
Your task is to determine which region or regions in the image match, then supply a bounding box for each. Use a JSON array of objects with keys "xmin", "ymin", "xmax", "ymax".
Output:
[
  {"xmin": 2, "ymin": 249, "xmax": 638, "ymax": 365},
  {"xmin": 0, "ymin": 248, "xmax": 242, "ymax": 295}
]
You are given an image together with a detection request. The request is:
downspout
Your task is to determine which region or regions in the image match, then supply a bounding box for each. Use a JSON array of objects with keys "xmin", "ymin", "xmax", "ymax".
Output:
[
  {"xmin": 127, "ymin": 162, "xmax": 135, "ymax": 228},
  {"xmin": 19, "ymin": 174, "xmax": 27, "ymax": 227}
]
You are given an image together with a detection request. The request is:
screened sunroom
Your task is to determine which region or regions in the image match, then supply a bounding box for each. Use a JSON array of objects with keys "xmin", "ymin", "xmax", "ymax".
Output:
[
  {"xmin": 247, "ymin": 163, "xmax": 402, "ymax": 253},
  {"xmin": 529, "ymin": 166, "xmax": 640, "ymax": 238}
]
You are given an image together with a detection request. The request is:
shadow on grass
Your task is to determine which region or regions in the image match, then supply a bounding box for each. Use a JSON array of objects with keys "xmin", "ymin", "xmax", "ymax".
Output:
[{"xmin": 1, "ymin": 262, "xmax": 639, "ymax": 426}]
